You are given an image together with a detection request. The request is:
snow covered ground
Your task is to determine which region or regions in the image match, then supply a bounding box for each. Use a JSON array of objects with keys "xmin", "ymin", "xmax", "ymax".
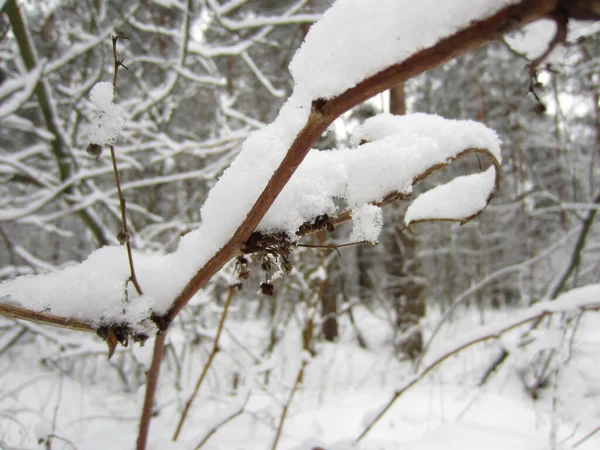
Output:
[{"xmin": 2, "ymin": 304, "xmax": 599, "ymax": 450}]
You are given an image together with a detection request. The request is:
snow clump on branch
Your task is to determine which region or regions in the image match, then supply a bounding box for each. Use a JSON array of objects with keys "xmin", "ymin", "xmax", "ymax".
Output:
[{"xmin": 87, "ymin": 81, "xmax": 125, "ymax": 146}]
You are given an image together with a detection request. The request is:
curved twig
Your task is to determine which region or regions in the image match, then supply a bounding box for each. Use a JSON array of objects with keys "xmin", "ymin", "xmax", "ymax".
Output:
[
  {"xmin": 172, "ymin": 286, "xmax": 236, "ymax": 441},
  {"xmin": 355, "ymin": 300, "xmax": 600, "ymax": 443}
]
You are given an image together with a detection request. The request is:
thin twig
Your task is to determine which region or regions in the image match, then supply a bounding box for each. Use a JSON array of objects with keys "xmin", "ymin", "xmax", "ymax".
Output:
[
  {"xmin": 355, "ymin": 302, "xmax": 600, "ymax": 443},
  {"xmin": 109, "ymin": 35, "xmax": 142, "ymax": 297},
  {"xmin": 295, "ymin": 240, "xmax": 371, "ymax": 257},
  {"xmin": 271, "ymin": 360, "xmax": 308, "ymax": 450},
  {"xmin": 573, "ymin": 423, "xmax": 600, "ymax": 448},
  {"xmin": 272, "ymin": 239, "xmax": 328, "ymax": 450},
  {"xmin": 112, "ymin": 35, "xmax": 130, "ymax": 92},
  {"xmin": 194, "ymin": 402, "xmax": 247, "ymax": 449},
  {"xmin": 109, "ymin": 145, "xmax": 143, "ymax": 296},
  {"xmin": 172, "ymin": 286, "xmax": 236, "ymax": 441}
]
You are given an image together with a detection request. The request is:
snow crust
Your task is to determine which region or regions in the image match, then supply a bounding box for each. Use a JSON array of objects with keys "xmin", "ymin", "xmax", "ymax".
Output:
[
  {"xmin": 405, "ymin": 166, "xmax": 497, "ymax": 225},
  {"xmin": 0, "ymin": 0, "xmax": 505, "ymax": 331}
]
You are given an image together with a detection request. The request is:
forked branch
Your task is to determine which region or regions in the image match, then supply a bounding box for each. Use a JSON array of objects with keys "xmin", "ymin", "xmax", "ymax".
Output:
[{"xmin": 164, "ymin": 0, "xmax": 555, "ymax": 327}]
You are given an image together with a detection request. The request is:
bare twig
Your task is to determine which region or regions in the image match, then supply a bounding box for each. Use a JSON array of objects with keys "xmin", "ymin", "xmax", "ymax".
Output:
[
  {"xmin": 109, "ymin": 35, "xmax": 142, "ymax": 297},
  {"xmin": 109, "ymin": 145, "xmax": 143, "ymax": 296},
  {"xmin": 573, "ymin": 423, "xmax": 600, "ymax": 448},
  {"xmin": 295, "ymin": 240, "xmax": 371, "ymax": 257},
  {"xmin": 0, "ymin": 303, "xmax": 94, "ymax": 333},
  {"xmin": 172, "ymin": 286, "xmax": 236, "ymax": 441},
  {"xmin": 194, "ymin": 401, "xmax": 247, "ymax": 449},
  {"xmin": 271, "ymin": 359, "xmax": 308, "ymax": 450},
  {"xmin": 272, "ymin": 240, "xmax": 328, "ymax": 450},
  {"xmin": 112, "ymin": 35, "xmax": 130, "ymax": 90},
  {"xmin": 355, "ymin": 301, "xmax": 600, "ymax": 443}
]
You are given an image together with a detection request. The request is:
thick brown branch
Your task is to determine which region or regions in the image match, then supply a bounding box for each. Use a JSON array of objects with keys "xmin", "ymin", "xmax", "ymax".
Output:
[
  {"xmin": 165, "ymin": 0, "xmax": 556, "ymax": 327},
  {"xmin": 0, "ymin": 303, "xmax": 94, "ymax": 333},
  {"xmin": 136, "ymin": 332, "xmax": 166, "ymax": 450}
]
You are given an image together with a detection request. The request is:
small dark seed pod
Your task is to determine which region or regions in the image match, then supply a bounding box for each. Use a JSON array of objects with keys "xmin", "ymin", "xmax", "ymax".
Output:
[
  {"xmin": 238, "ymin": 269, "xmax": 250, "ymax": 280},
  {"xmin": 86, "ymin": 143, "xmax": 103, "ymax": 159},
  {"xmin": 260, "ymin": 282, "xmax": 274, "ymax": 296},
  {"xmin": 117, "ymin": 230, "xmax": 130, "ymax": 245}
]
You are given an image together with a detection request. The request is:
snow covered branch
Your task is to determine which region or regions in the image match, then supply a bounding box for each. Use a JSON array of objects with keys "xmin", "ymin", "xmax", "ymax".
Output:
[{"xmin": 0, "ymin": 0, "xmax": 567, "ymax": 351}]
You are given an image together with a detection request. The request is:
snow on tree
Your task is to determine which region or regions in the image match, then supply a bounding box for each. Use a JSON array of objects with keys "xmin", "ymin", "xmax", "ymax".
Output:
[{"xmin": 1, "ymin": 0, "xmax": 600, "ymax": 449}]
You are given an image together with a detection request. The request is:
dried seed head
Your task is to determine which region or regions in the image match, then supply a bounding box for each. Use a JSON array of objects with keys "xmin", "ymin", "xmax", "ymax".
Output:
[
  {"xmin": 238, "ymin": 269, "xmax": 251, "ymax": 280},
  {"xmin": 260, "ymin": 282, "xmax": 274, "ymax": 296},
  {"xmin": 117, "ymin": 229, "xmax": 130, "ymax": 245},
  {"xmin": 261, "ymin": 259, "xmax": 273, "ymax": 273},
  {"xmin": 86, "ymin": 143, "xmax": 103, "ymax": 159}
]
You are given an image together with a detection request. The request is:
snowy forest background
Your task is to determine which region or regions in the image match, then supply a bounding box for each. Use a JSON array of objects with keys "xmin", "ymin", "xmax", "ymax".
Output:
[{"xmin": 1, "ymin": 0, "xmax": 600, "ymax": 449}]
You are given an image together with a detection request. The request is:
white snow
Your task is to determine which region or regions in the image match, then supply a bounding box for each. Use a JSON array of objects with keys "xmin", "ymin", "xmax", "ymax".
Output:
[
  {"xmin": 3, "ymin": 300, "xmax": 600, "ymax": 449},
  {"xmin": 89, "ymin": 81, "xmax": 114, "ymax": 109},
  {"xmin": 405, "ymin": 166, "xmax": 497, "ymax": 225},
  {"xmin": 349, "ymin": 204, "xmax": 383, "ymax": 244},
  {"xmin": 504, "ymin": 19, "xmax": 561, "ymax": 62},
  {"xmin": 259, "ymin": 113, "xmax": 501, "ymax": 237},
  {"xmin": 87, "ymin": 82, "xmax": 125, "ymax": 146},
  {"xmin": 290, "ymin": 0, "xmax": 519, "ymax": 100}
]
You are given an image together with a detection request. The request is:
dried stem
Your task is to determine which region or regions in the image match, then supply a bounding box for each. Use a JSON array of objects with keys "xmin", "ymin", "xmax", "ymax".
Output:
[
  {"xmin": 194, "ymin": 402, "xmax": 247, "ymax": 449},
  {"xmin": 109, "ymin": 35, "xmax": 142, "ymax": 297},
  {"xmin": 272, "ymin": 239, "xmax": 328, "ymax": 450},
  {"xmin": 112, "ymin": 35, "xmax": 130, "ymax": 92},
  {"xmin": 271, "ymin": 360, "xmax": 308, "ymax": 450},
  {"xmin": 136, "ymin": 332, "xmax": 166, "ymax": 450},
  {"xmin": 573, "ymin": 423, "xmax": 600, "ymax": 448},
  {"xmin": 109, "ymin": 145, "xmax": 143, "ymax": 296},
  {"xmin": 295, "ymin": 240, "xmax": 371, "ymax": 257},
  {"xmin": 172, "ymin": 286, "xmax": 236, "ymax": 441},
  {"xmin": 0, "ymin": 303, "xmax": 94, "ymax": 333}
]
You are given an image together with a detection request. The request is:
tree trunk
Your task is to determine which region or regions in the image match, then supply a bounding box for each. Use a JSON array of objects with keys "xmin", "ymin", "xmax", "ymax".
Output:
[{"xmin": 388, "ymin": 83, "xmax": 426, "ymax": 360}]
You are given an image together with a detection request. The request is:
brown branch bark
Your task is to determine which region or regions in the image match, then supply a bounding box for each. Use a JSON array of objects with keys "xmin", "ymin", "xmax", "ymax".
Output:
[
  {"xmin": 136, "ymin": 332, "xmax": 166, "ymax": 450},
  {"xmin": 0, "ymin": 303, "xmax": 94, "ymax": 333}
]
